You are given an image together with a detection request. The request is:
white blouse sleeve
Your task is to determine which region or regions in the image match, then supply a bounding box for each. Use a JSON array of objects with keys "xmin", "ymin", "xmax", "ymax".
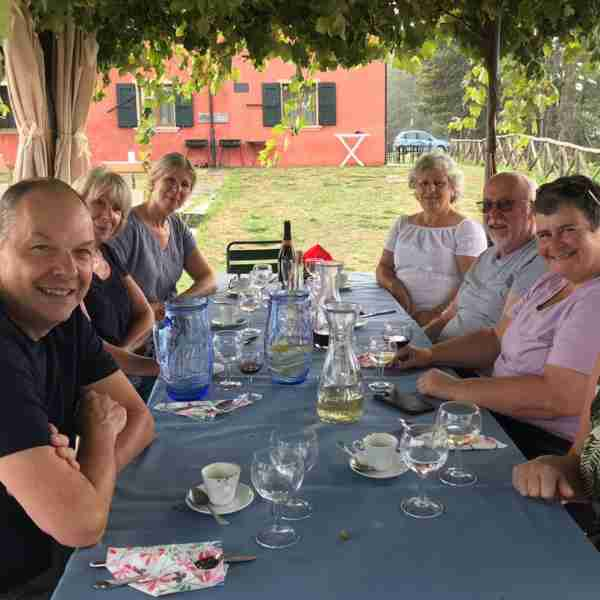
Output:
[
  {"xmin": 455, "ymin": 219, "xmax": 488, "ymax": 257},
  {"xmin": 383, "ymin": 216, "xmax": 406, "ymax": 253}
]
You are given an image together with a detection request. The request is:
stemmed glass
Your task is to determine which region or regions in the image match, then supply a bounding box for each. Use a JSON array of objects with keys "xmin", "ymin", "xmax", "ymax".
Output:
[
  {"xmin": 212, "ymin": 330, "xmax": 242, "ymax": 389},
  {"xmin": 251, "ymin": 264, "xmax": 273, "ymax": 303},
  {"xmin": 399, "ymin": 423, "xmax": 449, "ymax": 519},
  {"xmin": 238, "ymin": 286, "xmax": 261, "ymax": 333},
  {"xmin": 251, "ymin": 446, "xmax": 305, "ymax": 549},
  {"xmin": 270, "ymin": 428, "xmax": 318, "ymax": 520},
  {"xmin": 436, "ymin": 401, "xmax": 482, "ymax": 487},
  {"xmin": 367, "ymin": 335, "xmax": 394, "ymax": 392},
  {"xmin": 239, "ymin": 337, "xmax": 264, "ymax": 401}
]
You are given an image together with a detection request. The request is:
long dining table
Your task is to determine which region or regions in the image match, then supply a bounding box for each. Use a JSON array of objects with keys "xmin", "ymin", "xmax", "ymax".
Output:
[{"xmin": 52, "ymin": 273, "xmax": 599, "ymax": 600}]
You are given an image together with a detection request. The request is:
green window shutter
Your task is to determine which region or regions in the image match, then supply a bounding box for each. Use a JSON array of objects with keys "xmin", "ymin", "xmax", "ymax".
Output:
[
  {"xmin": 175, "ymin": 94, "xmax": 194, "ymax": 128},
  {"xmin": 116, "ymin": 83, "xmax": 138, "ymax": 128},
  {"xmin": 318, "ymin": 82, "xmax": 336, "ymax": 126},
  {"xmin": 262, "ymin": 83, "xmax": 281, "ymax": 127},
  {"xmin": 0, "ymin": 86, "xmax": 16, "ymax": 129}
]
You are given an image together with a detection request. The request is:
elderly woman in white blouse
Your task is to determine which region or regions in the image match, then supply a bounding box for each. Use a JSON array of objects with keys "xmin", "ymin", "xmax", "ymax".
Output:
[{"xmin": 376, "ymin": 152, "xmax": 488, "ymax": 326}]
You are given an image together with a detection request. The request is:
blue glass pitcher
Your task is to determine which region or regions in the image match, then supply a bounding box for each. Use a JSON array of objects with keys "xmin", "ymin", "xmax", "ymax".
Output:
[
  {"xmin": 265, "ymin": 289, "xmax": 312, "ymax": 384},
  {"xmin": 153, "ymin": 296, "xmax": 213, "ymax": 401}
]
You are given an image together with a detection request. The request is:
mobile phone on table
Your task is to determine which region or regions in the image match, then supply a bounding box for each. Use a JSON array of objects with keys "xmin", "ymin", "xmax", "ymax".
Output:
[{"xmin": 374, "ymin": 387, "xmax": 435, "ymax": 415}]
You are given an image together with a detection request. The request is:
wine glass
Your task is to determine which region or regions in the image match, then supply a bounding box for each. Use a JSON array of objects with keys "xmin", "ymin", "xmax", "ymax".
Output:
[
  {"xmin": 399, "ymin": 423, "xmax": 449, "ymax": 519},
  {"xmin": 239, "ymin": 339, "xmax": 264, "ymax": 401},
  {"xmin": 213, "ymin": 330, "xmax": 242, "ymax": 389},
  {"xmin": 367, "ymin": 335, "xmax": 394, "ymax": 392},
  {"xmin": 251, "ymin": 264, "xmax": 273, "ymax": 302},
  {"xmin": 238, "ymin": 286, "xmax": 261, "ymax": 331},
  {"xmin": 436, "ymin": 401, "xmax": 482, "ymax": 487},
  {"xmin": 270, "ymin": 428, "xmax": 318, "ymax": 520},
  {"xmin": 251, "ymin": 446, "xmax": 305, "ymax": 549}
]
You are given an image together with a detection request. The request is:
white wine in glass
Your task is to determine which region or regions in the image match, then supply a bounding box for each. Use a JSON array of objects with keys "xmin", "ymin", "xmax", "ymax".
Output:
[{"xmin": 436, "ymin": 401, "xmax": 481, "ymax": 487}]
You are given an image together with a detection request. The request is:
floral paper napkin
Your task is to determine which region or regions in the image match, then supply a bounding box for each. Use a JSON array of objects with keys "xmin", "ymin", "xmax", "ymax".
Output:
[
  {"xmin": 153, "ymin": 394, "xmax": 255, "ymax": 421},
  {"xmin": 105, "ymin": 542, "xmax": 227, "ymax": 596}
]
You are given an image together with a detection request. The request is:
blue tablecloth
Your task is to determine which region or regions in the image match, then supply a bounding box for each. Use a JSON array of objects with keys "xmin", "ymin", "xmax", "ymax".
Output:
[{"xmin": 53, "ymin": 273, "xmax": 599, "ymax": 600}]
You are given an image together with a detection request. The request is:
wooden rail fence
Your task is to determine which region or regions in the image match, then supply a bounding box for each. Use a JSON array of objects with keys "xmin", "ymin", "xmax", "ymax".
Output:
[{"xmin": 450, "ymin": 134, "xmax": 600, "ymax": 180}]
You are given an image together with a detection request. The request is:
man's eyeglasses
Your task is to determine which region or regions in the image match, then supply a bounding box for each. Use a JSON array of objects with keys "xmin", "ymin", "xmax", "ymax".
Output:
[{"xmin": 476, "ymin": 199, "xmax": 515, "ymax": 213}]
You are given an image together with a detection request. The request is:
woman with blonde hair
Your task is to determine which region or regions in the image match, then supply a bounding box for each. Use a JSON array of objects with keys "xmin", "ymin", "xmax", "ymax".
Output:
[
  {"xmin": 108, "ymin": 152, "xmax": 216, "ymax": 321},
  {"xmin": 376, "ymin": 151, "xmax": 487, "ymax": 325},
  {"xmin": 78, "ymin": 166, "xmax": 158, "ymax": 377}
]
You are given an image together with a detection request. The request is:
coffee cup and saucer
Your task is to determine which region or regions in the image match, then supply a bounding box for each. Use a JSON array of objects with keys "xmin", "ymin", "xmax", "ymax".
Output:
[
  {"xmin": 347, "ymin": 433, "xmax": 408, "ymax": 479},
  {"xmin": 186, "ymin": 462, "xmax": 254, "ymax": 515}
]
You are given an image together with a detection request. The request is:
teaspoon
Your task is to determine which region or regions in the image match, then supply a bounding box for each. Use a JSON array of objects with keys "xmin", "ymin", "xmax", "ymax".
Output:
[{"xmin": 191, "ymin": 488, "xmax": 230, "ymax": 526}]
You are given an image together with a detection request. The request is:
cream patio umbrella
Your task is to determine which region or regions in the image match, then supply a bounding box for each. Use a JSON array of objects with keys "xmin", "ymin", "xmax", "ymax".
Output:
[
  {"xmin": 53, "ymin": 22, "xmax": 98, "ymax": 184},
  {"xmin": 2, "ymin": 0, "xmax": 52, "ymax": 180}
]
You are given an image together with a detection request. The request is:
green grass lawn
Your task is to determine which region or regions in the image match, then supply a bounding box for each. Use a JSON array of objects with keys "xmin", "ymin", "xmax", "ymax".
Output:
[{"xmin": 192, "ymin": 163, "xmax": 486, "ymax": 276}]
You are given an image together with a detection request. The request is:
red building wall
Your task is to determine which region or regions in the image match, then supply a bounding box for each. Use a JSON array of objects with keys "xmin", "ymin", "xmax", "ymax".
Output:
[{"xmin": 0, "ymin": 58, "xmax": 386, "ymax": 168}]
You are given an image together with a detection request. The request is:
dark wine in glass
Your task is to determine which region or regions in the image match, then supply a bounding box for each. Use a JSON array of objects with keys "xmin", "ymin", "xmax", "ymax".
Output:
[{"xmin": 240, "ymin": 360, "xmax": 263, "ymax": 375}]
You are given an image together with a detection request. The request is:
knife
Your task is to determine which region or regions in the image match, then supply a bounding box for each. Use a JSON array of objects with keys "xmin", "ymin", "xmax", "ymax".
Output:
[
  {"xmin": 89, "ymin": 554, "xmax": 257, "ymax": 569},
  {"xmin": 361, "ymin": 309, "xmax": 397, "ymax": 319}
]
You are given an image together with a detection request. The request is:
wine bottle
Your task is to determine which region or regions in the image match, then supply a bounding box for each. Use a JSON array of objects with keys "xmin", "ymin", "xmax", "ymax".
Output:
[{"xmin": 278, "ymin": 220, "xmax": 295, "ymax": 288}]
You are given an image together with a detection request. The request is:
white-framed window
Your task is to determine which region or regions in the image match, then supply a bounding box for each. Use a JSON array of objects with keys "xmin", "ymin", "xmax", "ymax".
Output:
[
  {"xmin": 280, "ymin": 81, "xmax": 318, "ymax": 127},
  {"xmin": 137, "ymin": 84, "xmax": 179, "ymax": 131}
]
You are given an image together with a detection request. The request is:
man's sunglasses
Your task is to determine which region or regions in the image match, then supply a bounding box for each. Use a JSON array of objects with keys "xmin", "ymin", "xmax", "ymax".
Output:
[{"xmin": 476, "ymin": 199, "xmax": 515, "ymax": 213}]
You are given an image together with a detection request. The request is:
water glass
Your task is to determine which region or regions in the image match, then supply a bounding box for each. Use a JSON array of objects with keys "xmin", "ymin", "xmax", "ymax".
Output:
[
  {"xmin": 251, "ymin": 264, "xmax": 273, "ymax": 302},
  {"xmin": 399, "ymin": 423, "xmax": 449, "ymax": 519},
  {"xmin": 436, "ymin": 401, "xmax": 482, "ymax": 487},
  {"xmin": 238, "ymin": 286, "xmax": 261, "ymax": 329},
  {"xmin": 270, "ymin": 428, "xmax": 319, "ymax": 520},
  {"xmin": 213, "ymin": 330, "xmax": 242, "ymax": 389},
  {"xmin": 251, "ymin": 446, "xmax": 305, "ymax": 549}
]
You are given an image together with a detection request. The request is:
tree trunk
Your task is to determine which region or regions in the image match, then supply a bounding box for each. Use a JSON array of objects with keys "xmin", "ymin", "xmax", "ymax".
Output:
[
  {"xmin": 556, "ymin": 56, "xmax": 578, "ymax": 143},
  {"xmin": 39, "ymin": 30, "xmax": 56, "ymax": 176},
  {"xmin": 483, "ymin": 14, "xmax": 501, "ymax": 182}
]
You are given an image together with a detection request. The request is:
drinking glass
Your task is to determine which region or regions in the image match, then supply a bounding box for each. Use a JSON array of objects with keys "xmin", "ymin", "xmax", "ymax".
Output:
[
  {"xmin": 436, "ymin": 401, "xmax": 482, "ymax": 487},
  {"xmin": 251, "ymin": 446, "xmax": 305, "ymax": 549},
  {"xmin": 212, "ymin": 330, "xmax": 242, "ymax": 389},
  {"xmin": 367, "ymin": 336, "xmax": 394, "ymax": 392},
  {"xmin": 399, "ymin": 423, "xmax": 449, "ymax": 519},
  {"xmin": 239, "ymin": 339, "xmax": 264, "ymax": 401},
  {"xmin": 238, "ymin": 286, "xmax": 261, "ymax": 331},
  {"xmin": 270, "ymin": 428, "xmax": 318, "ymax": 520},
  {"xmin": 251, "ymin": 264, "xmax": 273, "ymax": 303}
]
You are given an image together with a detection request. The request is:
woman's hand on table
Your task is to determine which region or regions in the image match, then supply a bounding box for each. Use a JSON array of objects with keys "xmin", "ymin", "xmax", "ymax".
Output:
[
  {"xmin": 512, "ymin": 455, "xmax": 584, "ymax": 502},
  {"xmin": 392, "ymin": 345, "xmax": 432, "ymax": 370},
  {"xmin": 416, "ymin": 368, "xmax": 460, "ymax": 399}
]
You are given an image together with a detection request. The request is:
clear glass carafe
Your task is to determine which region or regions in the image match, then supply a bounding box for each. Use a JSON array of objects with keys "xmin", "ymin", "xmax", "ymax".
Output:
[
  {"xmin": 265, "ymin": 289, "xmax": 313, "ymax": 384},
  {"xmin": 153, "ymin": 296, "xmax": 213, "ymax": 401},
  {"xmin": 317, "ymin": 302, "xmax": 364, "ymax": 423},
  {"xmin": 313, "ymin": 260, "xmax": 343, "ymax": 349}
]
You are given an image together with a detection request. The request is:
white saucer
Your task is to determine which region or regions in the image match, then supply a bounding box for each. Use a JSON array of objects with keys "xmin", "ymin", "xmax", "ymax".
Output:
[
  {"xmin": 354, "ymin": 319, "xmax": 367, "ymax": 329},
  {"xmin": 185, "ymin": 483, "xmax": 254, "ymax": 515},
  {"xmin": 349, "ymin": 455, "xmax": 408, "ymax": 479},
  {"xmin": 211, "ymin": 317, "xmax": 248, "ymax": 330}
]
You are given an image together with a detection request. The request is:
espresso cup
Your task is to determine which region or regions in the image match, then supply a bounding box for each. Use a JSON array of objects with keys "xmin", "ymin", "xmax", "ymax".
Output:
[
  {"xmin": 354, "ymin": 433, "xmax": 398, "ymax": 471},
  {"xmin": 201, "ymin": 462, "xmax": 241, "ymax": 506}
]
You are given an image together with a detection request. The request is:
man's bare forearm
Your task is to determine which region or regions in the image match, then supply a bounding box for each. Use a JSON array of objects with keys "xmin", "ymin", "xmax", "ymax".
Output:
[{"xmin": 430, "ymin": 328, "xmax": 500, "ymax": 370}]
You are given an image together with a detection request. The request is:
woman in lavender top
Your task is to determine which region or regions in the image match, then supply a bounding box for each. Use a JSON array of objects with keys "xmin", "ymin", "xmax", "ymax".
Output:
[{"xmin": 393, "ymin": 175, "xmax": 600, "ymax": 457}]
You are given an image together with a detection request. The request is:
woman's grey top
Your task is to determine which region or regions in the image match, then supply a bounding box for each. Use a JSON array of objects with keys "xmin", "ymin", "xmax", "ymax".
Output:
[{"xmin": 108, "ymin": 211, "xmax": 197, "ymax": 303}]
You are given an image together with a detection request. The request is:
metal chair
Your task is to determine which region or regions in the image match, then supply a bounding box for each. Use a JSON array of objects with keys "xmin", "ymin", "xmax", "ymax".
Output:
[{"xmin": 226, "ymin": 240, "xmax": 281, "ymax": 274}]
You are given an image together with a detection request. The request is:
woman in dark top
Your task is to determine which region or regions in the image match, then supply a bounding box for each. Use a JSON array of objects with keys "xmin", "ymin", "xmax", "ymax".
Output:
[{"xmin": 79, "ymin": 167, "xmax": 158, "ymax": 377}]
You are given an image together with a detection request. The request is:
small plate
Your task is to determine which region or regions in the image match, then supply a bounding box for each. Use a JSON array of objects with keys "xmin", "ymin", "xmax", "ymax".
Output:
[
  {"xmin": 354, "ymin": 319, "xmax": 367, "ymax": 329},
  {"xmin": 185, "ymin": 483, "xmax": 254, "ymax": 515},
  {"xmin": 211, "ymin": 317, "xmax": 248, "ymax": 330},
  {"xmin": 349, "ymin": 454, "xmax": 408, "ymax": 479}
]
